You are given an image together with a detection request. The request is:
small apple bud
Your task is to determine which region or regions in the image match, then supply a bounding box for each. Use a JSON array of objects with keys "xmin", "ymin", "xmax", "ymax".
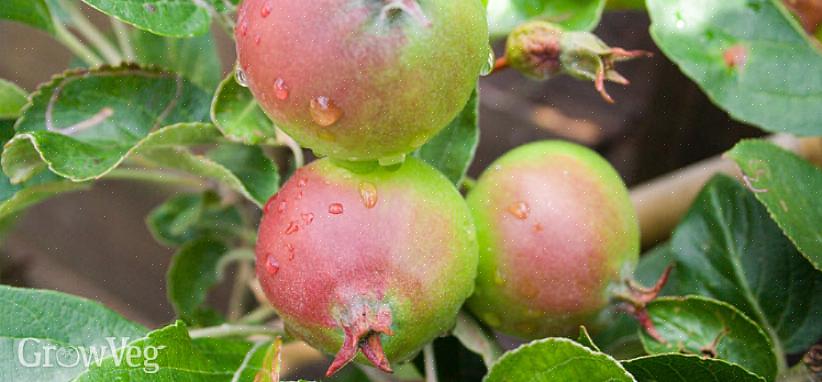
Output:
[{"xmin": 505, "ymin": 21, "xmax": 652, "ymax": 103}]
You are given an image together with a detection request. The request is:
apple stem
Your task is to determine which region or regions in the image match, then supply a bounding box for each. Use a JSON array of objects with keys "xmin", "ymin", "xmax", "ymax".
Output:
[{"xmin": 493, "ymin": 56, "xmax": 509, "ymax": 73}]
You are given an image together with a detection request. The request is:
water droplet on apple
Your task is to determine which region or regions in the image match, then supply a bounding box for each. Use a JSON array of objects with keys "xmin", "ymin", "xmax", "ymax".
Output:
[
  {"xmin": 309, "ymin": 96, "xmax": 343, "ymax": 127},
  {"xmin": 328, "ymin": 203, "xmax": 344, "ymax": 215},
  {"xmin": 239, "ymin": 21, "xmax": 249, "ymax": 37},
  {"xmin": 480, "ymin": 47, "xmax": 495, "ymax": 76},
  {"xmin": 235, "ymin": 67, "xmax": 249, "ymax": 87},
  {"xmin": 359, "ymin": 182, "xmax": 378, "ymax": 209},
  {"xmin": 285, "ymin": 221, "xmax": 299, "ymax": 235},
  {"xmin": 266, "ymin": 255, "xmax": 280, "ymax": 275},
  {"xmin": 297, "ymin": 177, "xmax": 307, "ymax": 187},
  {"xmin": 254, "ymin": 34, "xmax": 262, "ymax": 45},
  {"xmin": 286, "ymin": 244, "xmax": 296, "ymax": 261},
  {"xmin": 274, "ymin": 78, "xmax": 290, "ymax": 100},
  {"xmin": 277, "ymin": 201, "xmax": 287, "ymax": 213},
  {"xmin": 507, "ymin": 201, "xmax": 529, "ymax": 220}
]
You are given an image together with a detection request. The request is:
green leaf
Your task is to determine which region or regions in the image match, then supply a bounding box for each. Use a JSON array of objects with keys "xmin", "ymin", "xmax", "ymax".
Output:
[
  {"xmin": 484, "ymin": 338, "xmax": 635, "ymax": 381},
  {"xmin": 167, "ymin": 237, "xmax": 231, "ymax": 326},
  {"xmin": 0, "ymin": 285, "xmax": 147, "ymax": 382},
  {"xmin": 726, "ymin": 139, "xmax": 822, "ymax": 271},
  {"xmin": 207, "ymin": 143, "xmax": 281, "ymax": 205},
  {"xmin": 140, "ymin": 143, "xmax": 280, "ymax": 207},
  {"xmin": 647, "ymin": 0, "xmax": 822, "ymax": 136},
  {"xmin": 78, "ymin": 0, "xmax": 212, "ymax": 37},
  {"xmin": 74, "ymin": 321, "xmax": 271, "ymax": 381},
  {"xmin": 668, "ymin": 175, "xmax": 822, "ymax": 354},
  {"xmin": 0, "ymin": 122, "xmax": 88, "ymax": 223},
  {"xmin": 147, "ymin": 191, "xmax": 244, "ymax": 247},
  {"xmin": 254, "ymin": 338, "xmax": 283, "ymax": 382},
  {"xmin": 452, "ymin": 311, "xmax": 502, "ymax": 368},
  {"xmin": 487, "ymin": 0, "xmax": 606, "ymax": 38},
  {"xmin": 131, "ymin": 29, "xmax": 222, "ymax": 91},
  {"xmin": 577, "ymin": 326, "xmax": 601, "ymax": 352},
  {"xmin": 2, "ymin": 65, "xmax": 213, "ymax": 184},
  {"xmin": 0, "ymin": 171, "xmax": 89, "ymax": 222},
  {"xmin": 0, "ymin": 79, "xmax": 28, "ymax": 119},
  {"xmin": 0, "ymin": 0, "xmax": 55, "ymax": 34},
  {"xmin": 415, "ymin": 89, "xmax": 479, "ymax": 186},
  {"xmin": 210, "ymin": 72, "xmax": 277, "ymax": 145},
  {"xmin": 623, "ymin": 354, "xmax": 765, "ymax": 382},
  {"xmin": 639, "ymin": 296, "xmax": 777, "ymax": 381}
]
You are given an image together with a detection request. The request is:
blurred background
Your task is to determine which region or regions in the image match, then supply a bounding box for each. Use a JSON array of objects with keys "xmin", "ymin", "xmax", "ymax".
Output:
[{"xmin": 0, "ymin": 5, "xmax": 761, "ymax": 329}]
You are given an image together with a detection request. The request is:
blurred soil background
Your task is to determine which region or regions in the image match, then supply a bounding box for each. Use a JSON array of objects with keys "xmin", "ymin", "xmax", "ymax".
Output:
[{"xmin": 0, "ymin": 6, "xmax": 762, "ymax": 328}]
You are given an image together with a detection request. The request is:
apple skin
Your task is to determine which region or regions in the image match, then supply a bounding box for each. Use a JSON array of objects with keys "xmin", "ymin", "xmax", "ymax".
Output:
[
  {"xmin": 465, "ymin": 141, "xmax": 640, "ymax": 339},
  {"xmin": 255, "ymin": 157, "xmax": 478, "ymax": 375},
  {"xmin": 236, "ymin": 0, "xmax": 488, "ymax": 162}
]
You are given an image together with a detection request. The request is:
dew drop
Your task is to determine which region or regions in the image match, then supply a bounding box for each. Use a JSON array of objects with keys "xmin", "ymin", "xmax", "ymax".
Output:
[
  {"xmin": 301, "ymin": 212, "xmax": 314, "ymax": 225},
  {"xmin": 254, "ymin": 34, "xmax": 262, "ymax": 45},
  {"xmin": 480, "ymin": 46, "xmax": 496, "ymax": 76},
  {"xmin": 277, "ymin": 201, "xmax": 287, "ymax": 213},
  {"xmin": 359, "ymin": 182, "xmax": 378, "ymax": 209},
  {"xmin": 297, "ymin": 177, "xmax": 307, "ymax": 187},
  {"xmin": 309, "ymin": 96, "xmax": 343, "ymax": 127},
  {"xmin": 328, "ymin": 203, "xmax": 344, "ymax": 215},
  {"xmin": 239, "ymin": 21, "xmax": 249, "ymax": 37},
  {"xmin": 274, "ymin": 78, "xmax": 290, "ymax": 100},
  {"xmin": 285, "ymin": 221, "xmax": 299, "ymax": 235},
  {"xmin": 261, "ymin": 1, "xmax": 272, "ymax": 17},
  {"xmin": 507, "ymin": 201, "xmax": 530, "ymax": 220},
  {"xmin": 235, "ymin": 67, "xmax": 249, "ymax": 87},
  {"xmin": 265, "ymin": 255, "xmax": 280, "ymax": 275}
]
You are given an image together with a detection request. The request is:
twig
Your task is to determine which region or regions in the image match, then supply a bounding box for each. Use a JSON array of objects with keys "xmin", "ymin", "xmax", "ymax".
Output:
[
  {"xmin": 53, "ymin": 22, "xmax": 103, "ymax": 66},
  {"xmin": 238, "ymin": 305, "xmax": 276, "ymax": 324},
  {"xmin": 276, "ymin": 128, "xmax": 305, "ymax": 168},
  {"xmin": 424, "ymin": 344, "xmax": 438, "ymax": 382},
  {"xmin": 189, "ymin": 323, "xmax": 282, "ymax": 339},
  {"xmin": 228, "ymin": 260, "xmax": 254, "ymax": 322},
  {"xmin": 58, "ymin": 0, "xmax": 122, "ymax": 64},
  {"xmin": 630, "ymin": 134, "xmax": 822, "ymax": 248},
  {"xmin": 104, "ymin": 168, "xmax": 207, "ymax": 189},
  {"xmin": 110, "ymin": 19, "xmax": 135, "ymax": 62}
]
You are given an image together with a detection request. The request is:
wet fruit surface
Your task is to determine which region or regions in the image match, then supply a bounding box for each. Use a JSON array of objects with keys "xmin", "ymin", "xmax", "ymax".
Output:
[
  {"xmin": 235, "ymin": 0, "xmax": 488, "ymax": 161},
  {"xmin": 255, "ymin": 157, "xmax": 478, "ymax": 375},
  {"xmin": 466, "ymin": 141, "xmax": 640, "ymax": 339}
]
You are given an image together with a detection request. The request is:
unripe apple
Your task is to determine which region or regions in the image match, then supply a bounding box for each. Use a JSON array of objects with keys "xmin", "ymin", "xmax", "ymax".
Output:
[
  {"xmin": 465, "ymin": 141, "xmax": 639, "ymax": 339},
  {"xmin": 236, "ymin": 0, "xmax": 489, "ymax": 162},
  {"xmin": 255, "ymin": 158, "xmax": 478, "ymax": 376}
]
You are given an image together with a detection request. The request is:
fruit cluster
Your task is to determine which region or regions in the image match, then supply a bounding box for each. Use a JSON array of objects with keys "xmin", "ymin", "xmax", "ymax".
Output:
[{"xmin": 239, "ymin": 0, "xmax": 641, "ymax": 376}]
